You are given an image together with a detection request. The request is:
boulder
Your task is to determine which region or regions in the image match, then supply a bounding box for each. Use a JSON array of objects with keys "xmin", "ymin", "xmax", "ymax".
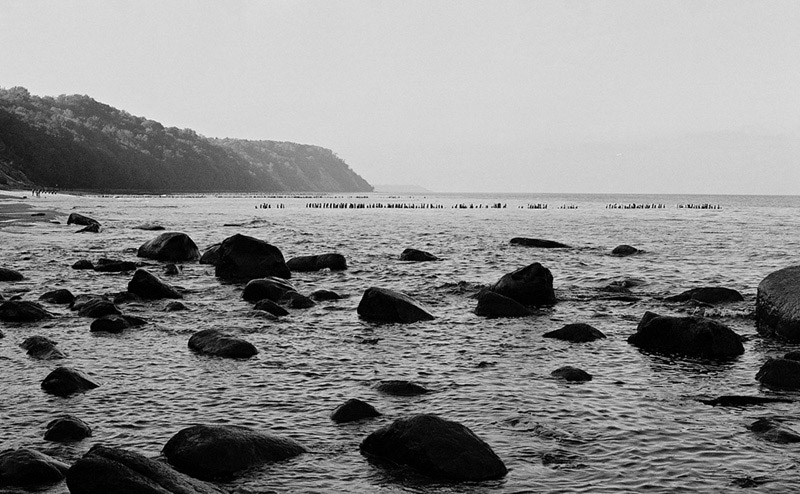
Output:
[
  {"xmin": 331, "ymin": 398, "xmax": 381, "ymax": 423},
  {"xmin": 215, "ymin": 234, "xmax": 290, "ymax": 281},
  {"xmin": 360, "ymin": 414, "xmax": 507, "ymax": 481},
  {"xmin": 755, "ymin": 358, "xmax": 800, "ymax": 389},
  {"xmin": 611, "ymin": 244, "xmax": 639, "ymax": 256},
  {"xmin": 162, "ymin": 424, "xmax": 306, "ymax": 480},
  {"xmin": 166, "ymin": 301, "xmax": 188, "ymax": 312},
  {"xmin": 357, "ymin": 287, "xmax": 435, "ymax": 323},
  {"xmin": 38, "ymin": 288, "xmax": 75, "ymax": 304},
  {"xmin": 188, "ymin": 329, "xmax": 257, "ymax": 358},
  {"xmin": 665, "ymin": 287, "xmax": 744, "ymax": 304},
  {"xmin": 90, "ymin": 314, "xmax": 147, "ymax": 333},
  {"xmin": 93, "ymin": 258, "xmax": 138, "ymax": 272},
  {"xmin": 309, "ymin": 289, "xmax": 342, "ymax": 301},
  {"xmin": 66, "ymin": 445, "xmax": 225, "ymax": 494},
  {"xmin": 748, "ymin": 418, "xmax": 800, "ymax": 444},
  {"xmin": 0, "ymin": 267, "xmax": 23, "ymax": 281},
  {"xmin": 76, "ymin": 223, "xmax": 100, "ymax": 233},
  {"xmin": 627, "ymin": 311, "xmax": 744, "ymax": 359},
  {"xmin": 756, "ymin": 265, "xmax": 800, "ymax": 342},
  {"xmin": 199, "ymin": 243, "xmax": 221, "ymax": 265},
  {"xmin": 510, "ymin": 237, "xmax": 570, "ymax": 248},
  {"xmin": 41, "ymin": 367, "xmax": 99, "ymax": 396},
  {"xmin": 474, "ymin": 290, "xmax": 533, "ymax": 318},
  {"xmin": 489, "ymin": 262, "xmax": 556, "ymax": 306},
  {"xmin": 128, "ymin": 269, "xmax": 182, "ymax": 299},
  {"xmin": 253, "ymin": 299, "xmax": 289, "ymax": 317},
  {"xmin": 376, "ymin": 380, "xmax": 430, "ymax": 396},
  {"xmin": 400, "ymin": 248, "xmax": 438, "ymax": 262},
  {"xmin": 0, "ymin": 300, "xmax": 55, "ymax": 322},
  {"xmin": 44, "ymin": 415, "xmax": 92, "ymax": 442},
  {"xmin": 72, "ymin": 259, "xmax": 94, "ymax": 270},
  {"xmin": 20, "ymin": 336, "xmax": 65, "ymax": 359},
  {"xmin": 282, "ymin": 292, "xmax": 315, "ymax": 309},
  {"xmin": 242, "ymin": 277, "xmax": 297, "ymax": 302},
  {"xmin": 138, "ymin": 232, "xmax": 201, "ymax": 262},
  {"xmin": 67, "ymin": 213, "xmax": 100, "ymax": 227},
  {"xmin": 286, "ymin": 253, "xmax": 347, "ymax": 272},
  {"xmin": 543, "ymin": 323, "xmax": 606, "ymax": 342},
  {"xmin": 0, "ymin": 448, "xmax": 69, "ymax": 487},
  {"xmin": 76, "ymin": 298, "xmax": 121, "ymax": 318},
  {"xmin": 551, "ymin": 366, "xmax": 593, "ymax": 382}
]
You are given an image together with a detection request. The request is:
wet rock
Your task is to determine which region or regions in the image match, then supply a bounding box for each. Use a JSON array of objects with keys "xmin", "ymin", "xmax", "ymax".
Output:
[
  {"xmin": 41, "ymin": 367, "xmax": 99, "ymax": 397},
  {"xmin": 0, "ymin": 300, "xmax": 54, "ymax": 322},
  {"xmin": 489, "ymin": 262, "xmax": 556, "ymax": 306},
  {"xmin": 67, "ymin": 213, "xmax": 100, "ymax": 227},
  {"xmin": 551, "ymin": 366, "xmax": 592, "ymax": 382},
  {"xmin": 93, "ymin": 258, "xmax": 138, "ymax": 272},
  {"xmin": 474, "ymin": 290, "xmax": 533, "ymax": 318},
  {"xmin": 20, "ymin": 336, "xmax": 65, "ymax": 359},
  {"xmin": 543, "ymin": 323, "xmax": 606, "ymax": 342},
  {"xmin": 0, "ymin": 267, "xmax": 24, "ymax": 281},
  {"xmin": 756, "ymin": 265, "xmax": 800, "ymax": 342},
  {"xmin": 510, "ymin": 237, "xmax": 570, "ymax": 248},
  {"xmin": 286, "ymin": 253, "xmax": 347, "ymax": 272},
  {"xmin": 76, "ymin": 298, "xmax": 121, "ymax": 318},
  {"xmin": 748, "ymin": 418, "xmax": 800, "ymax": 444},
  {"xmin": 164, "ymin": 263, "xmax": 182, "ymax": 275},
  {"xmin": 310, "ymin": 289, "xmax": 342, "ymax": 301},
  {"xmin": 76, "ymin": 223, "xmax": 100, "ymax": 233},
  {"xmin": 360, "ymin": 414, "xmax": 507, "ymax": 481},
  {"xmin": 282, "ymin": 292, "xmax": 315, "ymax": 309},
  {"xmin": 38, "ymin": 288, "xmax": 75, "ymax": 305},
  {"xmin": 785, "ymin": 351, "xmax": 800, "ymax": 361},
  {"xmin": 166, "ymin": 301, "xmax": 188, "ymax": 312},
  {"xmin": 128, "ymin": 268, "xmax": 182, "ymax": 299},
  {"xmin": 162, "ymin": 424, "xmax": 306, "ymax": 480},
  {"xmin": 331, "ymin": 398, "xmax": 381, "ymax": 423},
  {"xmin": 133, "ymin": 223, "xmax": 166, "ymax": 231},
  {"xmin": 188, "ymin": 329, "xmax": 257, "ymax": 358},
  {"xmin": 400, "ymin": 248, "xmax": 438, "ymax": 262},
  {"xmin": 698, "ymin": 395, "xmax": 793, "ymax": 407},
  {"xmin": 138, "ymin": 231, "xmax": 201, "ymax": 262},
  {"xmin": 627, "ymin": 311, "xmax": 744, "ymax": 359},
  {"xmin": 665, "ymin": 287, "xmax": 744, "ymax": 304},
  {"xmin": 611, "ymin": 244, "xmax": 639, "ymax": 256},
  {"xmin": 242, "ymin": 277, "xmax": 297, "ymax": 302},
  {"xmin": 90, "ymin": 314, "xmax": 147, "ymax": 333},
  {"xmin": 0, "ymin": 448, "xmax": 69, "ymax": 487},
  {"xmin": 253, "ymin": 299, "xmax": 289, "ymax": 317},
  {"xmin": 376, "ymin": 380, "xmax": 430, "ymax": 396},
  {"xmin": 357, "ymin": 287, "xmax": 435, "ymax": 323},
  {"xmin": 755, "ymin": 358, "xmax": 800, "ymax": 389},
  {"xmin": 72, "ymin": 259, "xmax": 94, "ymax": 270},
  {"xmin": 215, "ymin": 234, "xmax": 290, "ymax": 281},
  {"xmin": 44, "ymin": 415, "xmax": 92, "ymax": 442},
  {"xmin": 66, "ymin": 445, "xmax": 225, "ymax": 494},
  {"xmin": 199, "ymin": 243, "xmax": 221, "ymax": 265}
]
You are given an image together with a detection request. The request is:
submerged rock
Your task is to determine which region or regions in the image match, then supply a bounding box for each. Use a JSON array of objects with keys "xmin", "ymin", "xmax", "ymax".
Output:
[
  {"xmin": 128, "ymin": 269, "xmax": 182, "ymax": 299},
  {"xmin": 166, "ymin": 301, "xmax": 188, "ymax": 312},
  {"xmin": 474, "ymin": 290, "xmax": 532, "ymax": 318},
  {"xmin": 551, "ymin": 366, "xmax": 592, "ymax": 382},
  {"xmin": 21, "ymin": 336, "xmax": 65, "ymax": 359},
  {"xmin": 400, "ymin": 248, "xmax": 438, "ymax": 262},
  {"xmin": 357, "ymin": 287, "xmax": 435, "ymax": 323},
  {"xmin": 0, "ymin": 267, "xmax": 24, "ymax": 281},
  {"xmin": 44, "ymin": 415, "xmax": 92, "ymax": 442},
  {"xmin": 0, "ymin": 448, "xmax": 69, "ymax": 487},
  {"xmin": 543, "ymin": 323, "xmax": 606, "ymax": 342},
  {"xmin": 90, "ymin": 314, "xmax": 147, "ymax": 333},
  {"xmin": 627, "ymin": 311, "xmax": 744, "ymax": 359},
  {"xmin": 138, "ymin": 231, "xmax": 201, "ymax": 262},
  {"xmin": 489, "ymin": 262, "xmax": 556, "ymax": 306},
  {"xmin": 698, "ymin": 395, "xmax": 793, "ymax": 407},
  {"xmin": 162, "ymin": 424, "xmax": 306, "ymax": 480},
  {"xmin": 93, "ymin": 258, "xmax": 138, "ymax": 272},
  {"xmin": 376, "ymin": 380, "xmax": 430, "ymax": 396},
  {"xmin": 215, "ymin": 234, "xmax": 290, "ymax": 282},
  {"xmin": 331, "ymin": 398, "xmax": 381, "ymax": 423},
  {"xmin": 242, "ymin": 277, "xmax": 297, "ymax": 302},
  {"xmin": 756, "ymin": 265, "xmax": 800, "ymax": 342},
  {"xmin": 281, "ymin": 291, "xmax": 315, "ymax": 309},
  {"xmin": 0, "ymin": 300, "xmax": 54, "ymax": 322},
  {"xmin": 286, "ymin": 253, "xmax": 347, "ymax": 272},
  {"xmin": 133, "ymin": 223, "xmax": 166, "ymax": 231},
  {"xmin": 309, "ymin": 289, "xmax": 342, "ymax": 301},
  {"xmin": 76, "ymin": 223, "xmax": 100, "ymax": 233},
  {"xmin": 755, "ymin": 358, "xmax": 800, "ymax": 389},
  {"xmin": 748, "ymin": 418, "xmax": 800, "ymax": 444},
  {"xmin": 253, "ymin": 299, "xmax": 289, "ymax": 317},
  {"xmin": 360, "ymin": 414, "xmax": 507, "ymax": 481},
  {"xmin": 665, "ymin": 287, "xmax": 744, "ymax": 304},
  {"xmin": 41, "ymin": 367, "xmax": 99, "ymax": 397},
  {"xmin": 188, "ymin": 329, "xmax": 257, "ymax": 358},
  {"xmin": 510, "ymin": 237, "xmax": 570, "ymax": 248}
]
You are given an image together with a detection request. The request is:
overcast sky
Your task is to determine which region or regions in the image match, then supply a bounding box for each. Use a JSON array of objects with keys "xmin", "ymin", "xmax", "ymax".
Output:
[{"xmin": 3, "ymin": 1, "xmax": 800, "ymax": 194}]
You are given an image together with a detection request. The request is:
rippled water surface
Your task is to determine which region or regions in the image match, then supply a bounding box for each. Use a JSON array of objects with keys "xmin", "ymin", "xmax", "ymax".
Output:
[{"xmin": 2, "ymin": 192, "xmax": 800, "ymax": 493}]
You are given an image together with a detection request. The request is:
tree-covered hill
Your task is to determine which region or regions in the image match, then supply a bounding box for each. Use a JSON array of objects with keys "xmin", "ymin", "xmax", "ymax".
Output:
[{"xmin": 0, "ymin": 87, "xmax": 373, "ymax": 192}]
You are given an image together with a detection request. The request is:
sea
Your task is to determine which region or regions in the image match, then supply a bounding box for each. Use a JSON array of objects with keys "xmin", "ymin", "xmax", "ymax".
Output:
[{"xmin": 1, "ymin": 191, "xmax": 799, "ymax": 493}]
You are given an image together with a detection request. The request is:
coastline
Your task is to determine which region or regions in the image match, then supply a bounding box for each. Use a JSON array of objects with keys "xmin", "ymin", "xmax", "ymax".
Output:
[{"xmin": 0, "ymin": 189, "xmax": 63, "ymax": 226}]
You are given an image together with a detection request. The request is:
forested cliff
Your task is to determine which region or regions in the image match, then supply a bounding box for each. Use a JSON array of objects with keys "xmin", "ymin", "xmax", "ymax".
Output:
[{"xmin": 0, "ymin": 87, "xmax": 373, "ymax": 192}]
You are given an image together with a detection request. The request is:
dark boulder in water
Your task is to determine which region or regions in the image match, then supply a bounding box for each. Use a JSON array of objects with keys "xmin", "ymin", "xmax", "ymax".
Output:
[
  {"xmin": 755, "ymin": 358, "xmax": 800, "ymax": 389},
  {"xmin": 75, "ymin": 298, "xmax": 121, "ymax": 318},
  {"xmin": 551, "ymin": 366, "xmax": 593, "ymax": 382},
  {"xmin": 128, "ymin": 268, "xmax": 182, "ymax": 299},
  {"xmin": 93, "ymin": 258, "xmax": 137, "ymax": 272},
  {"xmin": 0, "ymin": 267, "xmax": 24, "ymax": 281},
  {"xmin": 67, "ymin": 445, "xmax": 225, "ymax": 494},
  {"xmin": 627, "ymin": 311, "xmax": 744, "ymax": 359},
  {"xmin": 242, "ymin": 277, "xmax": 297, "ymax": 302},
  {"xmin": 698, "ymin": 395, "xmax": 793, "ymax": 407},
  {"xmin": 543, "ymin": 323, "xmax": 606, "ymax": 342},
  {"xmin": 71, "ymin": 259, "xmax": 94, "ymax": 270},
  {"xmin": 282, "ymin": 291, "xmax": 315, "ymax": 309},
  {"xmin": 357, "ymin": 287, "xmax": 435, "ymax": 323},
  {"xmin": 67, "ymin": 213, "xmax": 100, "ymax": 227},
  {"xmin": 215, "ymin": 234, "xmax": 290, "ymax": 281},
  {"xmin": 756, "ymin": 265, "xmax": 800, "ymax": 342},
  {"xmin": 199, "ymin": 243, "xmax": 221, "ymax": 265},
  {"xmin": 489, "ymin": 262, "xmax": 556, "ymax": 307},
  {"xmin": 76, "ymin": 223, "xmax": 100, "ymax": 233},
  {"xmin": 21, "ymin": 336, "xmax": 65, "ymax": 359},
  {"xmin": 253, "ymin": 298, "xmax": 289, "ymax": 317},
  {"xmin": 188, "ymin": 329, "xmax": 257, "ymax": 358},
  {"xmin": 310, "ymin": 289, "xmax": 342, "ymax": 301},
  {"xmin": 665, "ymin": 287, "xmax": 744, "ymax": 304},
  {"xmin": 360, "ymin": 414, "xmax": 507, "ymax": 481},
  {"xmin": 38, "ymin": 288, "xmax": 75, "ymax": 305},
  {"xmin": 138, "ymin": 231, "xmax": 201, "ymax": 262},
  {"xmin": 44, "ymin": 415, "xmax": 92, "ymax": 442},
  {"xmin": 0, "ymin": 300, "xmax": 54, "ymax": 322},
  {"xmin": 0, "ymin": 448, "xmax": 69, "ymax": 487},
  {"xmin": 748, "ymin": 418, "xmax": 800, "ymax": 444},
  {"xmin": 474, "ymin": 290, "xmax": 532, "ymax": 318},
  {"xmin": 611, "ymin": 244, "xmax": 639, "ymax": 256},
  {"xmin": 162, "ymin": 424, "xmax": 306, "ymax": 480},
  {"xmin": 287, "ymin": 253, "xmax": 347, "ymax": 272},
  {"xmin": 510, "ymin": 237, "xmax": 570, "ymax": 248},
  {"xmin": 331, "ymin": 398, "xmax": 381, "ymax": 423},
  {"xmin": 90, "ymin": 314, "xmax": 147, "ymax": 333},
  {"xmin": 133, "ymin": 223, "xmax": 166, "ymax": 231},
  {"xmin": 166, "ymin": 301, "xmax": 188, "ymax": 312},
  {"xmin": 41, "ymin": 367, "xmax": 99, "ymax": 397},
  {"xmin": 400, "ymin": 248, "xmax": 438, "ymax": 262},
  {"xmin": 376, "ymin": 380, "xmax": 430, "ymax": 396}
]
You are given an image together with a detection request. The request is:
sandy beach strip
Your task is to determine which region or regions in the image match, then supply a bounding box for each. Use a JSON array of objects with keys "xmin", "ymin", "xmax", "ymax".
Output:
[{"xmin": 0, "ymin": 190, "xmax": 63, "ymax": 226}]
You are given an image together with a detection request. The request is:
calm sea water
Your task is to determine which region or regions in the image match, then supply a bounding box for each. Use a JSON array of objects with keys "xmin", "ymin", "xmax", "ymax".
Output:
[{"xmin": 2, "ymin": 191, "xmax": 800, "ymax": 493}]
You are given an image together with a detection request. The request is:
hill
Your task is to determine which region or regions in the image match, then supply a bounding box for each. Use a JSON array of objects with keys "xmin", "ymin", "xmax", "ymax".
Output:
[{"xmin": 0, "ymin": 87, "xmax": 373, "ymax": 193}]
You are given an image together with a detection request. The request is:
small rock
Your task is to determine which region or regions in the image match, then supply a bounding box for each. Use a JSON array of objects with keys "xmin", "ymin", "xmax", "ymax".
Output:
[
  {"xmin": 128, "ymin": 269, "xmax": 182, "ymax": 299},
  {"xmin": 357, "ymin": 287, "xmax": 435, "ymax": 323},
  {"xmin": 611, "ymin": 245, "xmax": 639, "ymax": 256},
  {"xmin": 282, "ymin": 292, "xmax": 315, "ymax": 309},
  {"xmin": 138, "ymin": 231, "xmax": 201, "ymax": 262},
  {"xmin": 665, "ymin": 287, "xmax": 744, "ymax": 304},
  {"xmin": 0, "ymin": 267, "xmax": 24, "ymax": 281},
  {"xmin": 748, "ymin": 418, "xmax": 800, "ymax": 444},
  {"xmin": 38, "ymin": 288, "xmax": 75, "ymax": 305},
  {"xmin": 286, "ymin": 253, "xmax": 347, "ymax": 272},
  {"xmin": 76, "ymin": 223, "xmax": 100, "ymax": 233},
  {"xmin": 41, "ymin": 367, "xmax": 99, "ymax": 397},
  {"xmin": 400, "ymin": 248, "xmax": 438, "ymax": 262},
  {"xmin": 253, "ymin": 299, "xmax": 289, "ymax": 317},
  {"xmin": 510, "ymin": 237, "xmax": 570, "ymax": 248},
  {"xmin": 309, "ymin": 289, "xmax": 342, "ymax": 301},
  {"xmin": 44, "ymin": 415, "xmax": 92, "ymax": 442},
  {"xmin": 756, "ymin": 358, "xmax": 800, "ymax": 389},
  {"xmin": 90, "ymin": 314, "xmax": 147, "ymax": 333},
  {"xmin": 331, "ymin": 398, "xmax": 381, "ymax": 423},
  {"xmin": 627, "ymin": 311, "xmax": 744, "ymax": 359},
  {"xmin": 543, "ymin": 323, "xmax": 606, "ymax": 342},
  {"xmin": 93, "ymin": 258, "xmax": 138, "ymax": 272},
  {"xmin": 489, "ymin": 262, "xmax": 556, "ymax": 306},
  {"xmin": 551, "ymin": 366, "xmax": 592, "ymax": 382},
  {"xmin": 20, "ymin": 336, "xmax": 66, "ymax": 359},
  {"xmin": 474, "ymin": 290, "xmax": 533, "ymax": 318},
  {"xmin": 166, "ymin": 301, "xmax": 188, "ymax": 312},
  {"xmin": 242, "ymin": 277, "xmax": 297, "ymax": 302},
  {"xmin": 0, "ymin": 300, "xmax": 55, "ymax": 322},
  {"xmin": 0, "ymin": 448, "xmax": 69, "ymax": 487},
  {"xmin": 71, "ymin": 259, "xmax": 94, "ymax": 270},
  {"xmin": 76, "ymin": 298, "xmax": 121, "ymax": 318},
  {"xmin": 67, "ymin": 213, "xmax": 100, "ymax": 227},
  {"xmin": 376, "ymin": 380, "xmax": 430, "ymax": 396},
  {"xmin": 188, "ymin": 329, "xmax": 257, "ymax": 358},
  {"xmin": 164, "ymin": 263, "xmax": 182, "ymax": 275}
]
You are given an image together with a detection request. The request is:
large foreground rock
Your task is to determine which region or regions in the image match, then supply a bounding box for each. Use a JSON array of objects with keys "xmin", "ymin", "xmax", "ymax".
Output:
[
  {"xmin": 474, "ymin": 290, "xmax": 532, "ymax": 318},
  {"xmin": 627, "ymin": 311, "xmax": 744, "ymax": 359},
  {"xmin": 0, "ymin": 448, "xmax": 69, "ymax": 487},
  {"xmin": 756, "ymin": 265, "xmax": 800, "ymax": 342},
  {"xmin": 665, "ymin": 287, "xmax": 744, "ymax": 304},
  {"xmin": 357, "ymin": 287, "xmax": 435, "ymax": 323},
  {"xmin": 188, "ymin": 329, "xmax": 257, "ymax": 358},
  {"xmin": 41, "ymin": 367, "xmax": 99, "ymax": 396},
  {"xmin": 67, "ymin": 445, "xmax": 225, "ymax": 494},
  {"xmin": 489, "ymin": 262, "xmax": 556, "ymax": 306},
  {"xmin": 162, "ymin": 424, "xmax": 306, "ymax": 480},
  {"xmin": 138, "ymin": 232, "xmax": 201, "ymax": 262},
  {"xmin": 286, "ymin": 253, "xmax": 347, "ymax": 272},
  {"xmin": 128, "ymin": 269, "xmax": 182, "ymax": 299},
  {"xmin": 756, "ymin": 357, "xmax": 800, "ymax": 389},
  {"xmin": 215, "ymin": 234, "xmax": 290, "ymax": 281},
  {"xmin": 0, "ymin": 300, "xmax": 54, "ymax": 322},
  {"xmin": 360, "ymin": 414, "xmax": 507, "ymax": 481}
]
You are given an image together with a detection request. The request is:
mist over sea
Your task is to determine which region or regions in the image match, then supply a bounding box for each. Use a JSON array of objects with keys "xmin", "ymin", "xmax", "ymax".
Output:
[{"xmin": 2, "ymin": 191, "xmax": 799, "ymax": 493}]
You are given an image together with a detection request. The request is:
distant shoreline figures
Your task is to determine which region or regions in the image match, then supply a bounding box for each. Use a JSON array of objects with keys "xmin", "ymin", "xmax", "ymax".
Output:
[
  {"xmin": 678, "ymin": 203, "xmax": 722, "ymax": 210},
  {"xmin": 30, "ymin": 188, "xmax": 59, "ymax": 197},
  {"xmin": 606, "ymin": 203, "xmax": 666, "ymax": 209}
]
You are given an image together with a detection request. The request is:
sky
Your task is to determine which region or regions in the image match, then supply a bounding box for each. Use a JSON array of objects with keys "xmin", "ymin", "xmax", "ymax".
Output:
[{"xmin": 2, "ymin": 0, "xmax": 800, "ymax": 194}]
